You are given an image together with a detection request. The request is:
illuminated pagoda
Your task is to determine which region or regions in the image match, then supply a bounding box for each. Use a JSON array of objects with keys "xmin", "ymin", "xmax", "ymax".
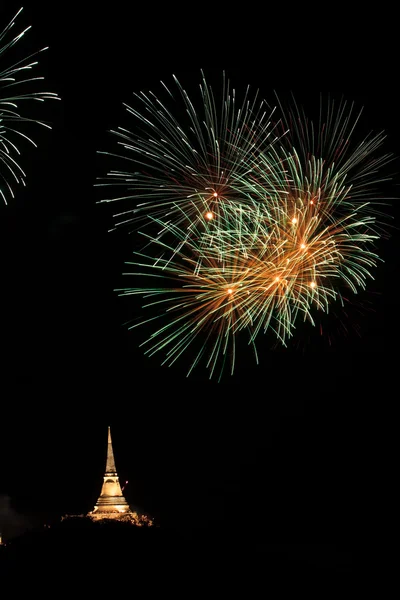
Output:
[
  {"xmin": 88, "ymin": 426, "xmax": 131, "ymax": 519},
  {"xmin": 86, "ymin": 426, "xmax": 152, "ymax": 525},
  {"xmin": 60, "ymin": 427, "xmax": 153, "ymax": 525}
]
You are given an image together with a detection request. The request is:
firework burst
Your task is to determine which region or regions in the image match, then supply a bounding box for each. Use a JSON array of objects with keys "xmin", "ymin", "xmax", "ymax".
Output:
[
  {"xmin": 97, "ymin": 72, "xmax": 287, "ymax": 234},
  {"xmin": 117, "ymin": 202, "xmax": 259, "ymax": 379},
  {"xmin": 119, "ymin": 186, "xmax": 384, "ymax": 379},
  {"xmin": 0, "ymin": 7, "xmax": 59, "ymax": 204},
  {"xmin": 100, "ymin": 74, "xmax": 395, "ymax": 379}
]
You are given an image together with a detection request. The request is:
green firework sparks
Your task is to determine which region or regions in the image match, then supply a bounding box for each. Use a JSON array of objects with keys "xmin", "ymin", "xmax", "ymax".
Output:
[
  {"xmin": 0, "ymin": 7, "xmax": 59, "ymax": 204},
  {"xmin": 97, "ymin": 71, "xmax": 287, "ymax": 233}
]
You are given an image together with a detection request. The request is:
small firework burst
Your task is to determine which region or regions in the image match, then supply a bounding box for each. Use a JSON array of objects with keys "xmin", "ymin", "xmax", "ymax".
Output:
[{"xmin": 0, "ymin": 7, "xmax": 59, "ymax": 204}]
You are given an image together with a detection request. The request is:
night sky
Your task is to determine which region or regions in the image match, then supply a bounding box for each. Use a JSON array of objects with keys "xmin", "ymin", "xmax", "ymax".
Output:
[{"xmin": 1, "ymin": 2, "xmax": 398, "ymax": 564}]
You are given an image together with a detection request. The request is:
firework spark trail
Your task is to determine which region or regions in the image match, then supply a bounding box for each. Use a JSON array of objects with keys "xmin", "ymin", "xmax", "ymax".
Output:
[
  {"xmin": 0, "ymin": 7, "xmax": 59, "ymax": 204},
  {"xmin": 118, "ymin": 203, "xmax": 263, "ymax": 380},
  {"xmin": 270, "ymin": 94, "xmax": 393, "ymax": 225},
  {"xmin": 97, "ymin": 71, "xmax": 288, "ymax": 233}
]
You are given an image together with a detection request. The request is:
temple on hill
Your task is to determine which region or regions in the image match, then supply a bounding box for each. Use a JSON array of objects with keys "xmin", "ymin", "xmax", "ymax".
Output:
[
  {"xmin": 89, "ymin": 426, "xmax": 130, "ymax": 518},
  {"xmin": 86, "ymin": 427, "xmax": 153, "ymax": 525}
]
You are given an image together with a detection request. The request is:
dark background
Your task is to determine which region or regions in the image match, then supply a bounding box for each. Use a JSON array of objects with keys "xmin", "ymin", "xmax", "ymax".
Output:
[{"xmin": 1, "ymin": 2, "xmax": 398, "ymax": 565}]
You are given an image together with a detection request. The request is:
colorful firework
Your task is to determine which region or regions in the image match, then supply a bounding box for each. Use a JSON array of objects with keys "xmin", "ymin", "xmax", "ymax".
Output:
[
  {"xmin": 0, "ymin": 7, "xmax": 59, "ymax": 204},
  {"xmin": 97, "ymin": 72, "xmax": 286, "ymax": 233},
  {"xmin": 267, "ymin": 94, "xmax": 392, "ymax": 227},
  {"xmin": 119, "ymin": 186, "xmax": 384, "ymax": 379},
  {"xmin": 118, "ymin": 201, "xmax": 267, "ymax": 380},
  {"xmin": 100, "ymin": 74, "xmax": 394, "ymax": 379}
]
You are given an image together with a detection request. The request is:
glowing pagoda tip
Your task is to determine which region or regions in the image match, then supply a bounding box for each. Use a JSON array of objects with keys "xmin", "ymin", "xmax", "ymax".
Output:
[{"xmin": 106, "ymin": 426, "xmax": 117, "ymax": 475}]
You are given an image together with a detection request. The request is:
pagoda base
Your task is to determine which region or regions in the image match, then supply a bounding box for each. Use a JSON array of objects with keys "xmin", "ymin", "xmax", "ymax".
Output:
[{"xmin": 87, "ymin": 510, "xmax": 154, "ymax": 526}]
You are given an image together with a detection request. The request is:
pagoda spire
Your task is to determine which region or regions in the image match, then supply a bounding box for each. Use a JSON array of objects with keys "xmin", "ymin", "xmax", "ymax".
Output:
[{"xmin": 106, "ymin": 426, "xmax": 117, "ymax": 475}]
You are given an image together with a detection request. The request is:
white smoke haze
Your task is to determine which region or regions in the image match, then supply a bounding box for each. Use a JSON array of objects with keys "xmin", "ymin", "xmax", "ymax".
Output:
[{"xmin": 0, "ymin": 494, "xmax": 32, "ymax": 541}]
